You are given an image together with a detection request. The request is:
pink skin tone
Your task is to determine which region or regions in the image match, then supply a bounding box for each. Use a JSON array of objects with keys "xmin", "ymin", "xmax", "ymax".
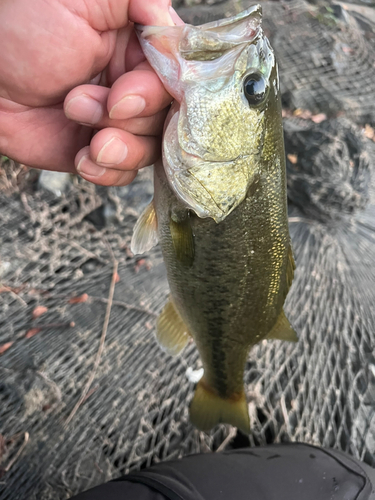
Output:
[{"xmin": 0, "ymin": 0, "xmax": 183, "ymax": 187}]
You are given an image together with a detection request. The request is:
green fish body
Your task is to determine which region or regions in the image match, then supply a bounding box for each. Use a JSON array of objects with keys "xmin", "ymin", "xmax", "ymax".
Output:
[{"xmin": 132, "ymin": 6, "xmax": 296, "ymax": 433}]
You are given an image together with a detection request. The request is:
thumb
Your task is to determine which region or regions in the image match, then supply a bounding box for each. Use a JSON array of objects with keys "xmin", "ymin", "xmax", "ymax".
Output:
[
  {"xmin": 77, "ymin": 0, "xmax": 177, "ymax": 31},
  {"xmin": 129, "ymin": 0, "xmax": 181, "ymax": 26}
]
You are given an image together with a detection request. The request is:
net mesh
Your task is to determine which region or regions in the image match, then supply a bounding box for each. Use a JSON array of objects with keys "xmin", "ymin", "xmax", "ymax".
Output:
[{"xmin": 1, "ymin": 1, "xmax": 375, "ymax": 498}]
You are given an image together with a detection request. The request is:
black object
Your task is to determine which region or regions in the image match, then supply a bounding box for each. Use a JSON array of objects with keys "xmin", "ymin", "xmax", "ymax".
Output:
[
  {"xmin": 244, "ymin": 73, "xmax": 267, "ymax": 106},
  {"xmin": 71, "ymin": 444, "xmax": 375, "ymax": 500}
]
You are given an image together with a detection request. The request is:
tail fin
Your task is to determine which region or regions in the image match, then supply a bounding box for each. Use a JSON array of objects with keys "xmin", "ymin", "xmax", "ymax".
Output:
[{"xmin": 189, "ymin": 379, "xmax": 250, "ymax": 434}]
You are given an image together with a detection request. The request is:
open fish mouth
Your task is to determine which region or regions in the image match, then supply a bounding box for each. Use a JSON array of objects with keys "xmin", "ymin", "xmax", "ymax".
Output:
[{"xmin": 136, "ymin": 5, "xmax": 263, "ymax": 56}]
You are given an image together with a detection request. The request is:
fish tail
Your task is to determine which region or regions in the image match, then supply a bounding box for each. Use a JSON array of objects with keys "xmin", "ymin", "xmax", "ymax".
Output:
[{"xmin": 189, "ymin": 378, "xmax": 250, "ymax": 434}]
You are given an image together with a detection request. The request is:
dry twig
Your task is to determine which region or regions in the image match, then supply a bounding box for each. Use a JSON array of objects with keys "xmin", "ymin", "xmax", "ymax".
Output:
[
  {"xmin": 0, "ymin": 285, "xmax": 27, "ymax": 307},
  {"xmin": 20, "ymin": 192, "xmax": 35, "ymax": 222},
  {"xmin": 3, "ymin": 432, "xmax": 29, "ymax": 473},
  {"xmin": 216, "ymin": 427, "xmax": 237, "ymax": 453},
  {"xmin": 64, "ymin": 253, "xmax": 118, "ymax": 428},
  {"xmin": 89, "ymin": 296, "xmax": 157, "ymax": 318},
  {"xmin": 60, "ymin": 237, "xmax": 106, "ymax": 264},
  {"xmin": 36, "ymin": 371, "xmax": 63, "ymax": 403},
  {"xmin": 280, "ymin": 396, "xmax": 291, "ymax": 435}
]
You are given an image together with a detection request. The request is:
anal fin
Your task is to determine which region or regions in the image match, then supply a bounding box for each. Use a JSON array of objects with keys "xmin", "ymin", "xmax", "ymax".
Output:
[
  {"xmin": 156, "ymin": 299, "xmax": 190, "ymax": 356},
  {"xmin": 189, "ymin": 379, "xmax": 250, "ymax": 434},
  {"xmin": 131, "ymin": 200, "xmax": 158, "ymax": 255},
  {"xmin": 267, "ymin": 310, "xmax": 298, "ymax": 342}
]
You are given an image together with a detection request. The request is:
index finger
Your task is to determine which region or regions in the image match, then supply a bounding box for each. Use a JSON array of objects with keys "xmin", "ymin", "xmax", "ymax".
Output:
[
  {"xmin": 129, "ymin": 0, "xmax": 176, "ymax": 26},
  {"xmin": 107, "ymin": 62, "xmax": 173, "ymax": 120}
]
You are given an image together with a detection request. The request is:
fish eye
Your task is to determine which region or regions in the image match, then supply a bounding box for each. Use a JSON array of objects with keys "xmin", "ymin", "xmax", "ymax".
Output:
[{"xmin": 243, "ymin": 73, "xmax": 267, "ymax": 106}]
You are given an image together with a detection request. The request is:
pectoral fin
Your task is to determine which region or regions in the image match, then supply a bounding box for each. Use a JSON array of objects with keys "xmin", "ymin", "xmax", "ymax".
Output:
[
  {"xmin": 131, "ymin": 201, "xmax": 158, "ymax": 255},
  {"xmin": 267, "ymin": 310, "xmax": 298, "ymax": 342},
  {"xmin": 190, "ymin": 379, "xmax": 250, "ymax": 434},
  {"xmin": 170, "ymin": 214, "xmax": 195, "ymax": 267},
  {"xmin": 156, "ymin": 299, "xmax": 190, "ymax": 356}
]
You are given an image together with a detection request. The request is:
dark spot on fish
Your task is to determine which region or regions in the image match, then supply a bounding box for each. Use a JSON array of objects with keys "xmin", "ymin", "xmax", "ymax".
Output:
[
  {"xmin": 310, "ymin": 454, "xmax": 316, "ymax": 459},
  {"xmin": 267, "ymin": 454, "xmax": 281, "ymax": 460},
  {"xmin": 247, "ymin": 174, "xmax": 261, "ymax": 197}
]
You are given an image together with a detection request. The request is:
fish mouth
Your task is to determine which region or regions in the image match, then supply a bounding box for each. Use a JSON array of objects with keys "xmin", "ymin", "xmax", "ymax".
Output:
[
  {"xmin": 135, "ymin": 4, "xmax": 262, "ymax": 44},
  {"xmin": 134, "ymin": 5, "xmax": 265, "ymax": 101}
]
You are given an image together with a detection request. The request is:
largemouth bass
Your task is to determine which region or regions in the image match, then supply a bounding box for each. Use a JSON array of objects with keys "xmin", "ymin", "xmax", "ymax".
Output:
[{"xmin": 131, "ymin": 5, "xmax": 296, "ymax": 433}]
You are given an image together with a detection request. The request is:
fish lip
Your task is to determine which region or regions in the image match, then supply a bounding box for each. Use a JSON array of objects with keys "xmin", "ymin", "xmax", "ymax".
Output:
[
  {"xmin": 196, "ymin": 4, "xmax": 262, "ymax": 31},
  {"xmin": 134, "ymin": 23, "xmax": 182, "ymax": 37},
  {"xmin": 134, "ymin": 4, "xmax": 262, "ymax": 32},
  {"xmin": 135, "ymin": 4, "xmax": 263, "ymax": 43}
]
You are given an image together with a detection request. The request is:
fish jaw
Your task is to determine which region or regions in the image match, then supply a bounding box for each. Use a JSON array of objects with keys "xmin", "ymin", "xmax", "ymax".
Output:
[
  {"xmin": 136, "ymin": 6, "xmax": 277, "ymax": 222},
  {"xmin": 136, "ymin": 5, "xmax": 262, "ymax": 99}
]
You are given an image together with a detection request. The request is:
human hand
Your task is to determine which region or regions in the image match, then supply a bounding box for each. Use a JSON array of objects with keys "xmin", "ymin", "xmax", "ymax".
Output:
[{"xmin": 0, "ymin": 0, "xmax": 182, "ymax": 186}]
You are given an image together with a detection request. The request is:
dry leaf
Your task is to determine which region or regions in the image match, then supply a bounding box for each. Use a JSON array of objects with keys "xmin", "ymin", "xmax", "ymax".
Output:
[
  {"xmin": 114, "ymin": 272, "xmax": 120, "ymax": 283},
  {"xmin": 287, "ymin": 154, "xmax": 298, "ymax": 164},
  {"xmin": 293, "ymin": 108, "xmax": 312, "ymax": 119},
  {"xmin": 68, "ymin": 293, "xmax": 89, "ymax": 304},
  {"xmin": 25, "ymin": 328, "xmax": 42, "ymax": 339},
  {"xmin": 0, "ymin": 342, "xmax": 13, "ymax": 355},
  {"xmin": 342, "ymin": 45, "xmax": 354, "ymax": 54},
  {"xmin": 282, "ymin": 109, "xmax": 293, "ymax": 118},
  {"xmin": 0, "ymin": 285, "xmax": 24, "ymax": 294},
  {"xmin": 32, "ymin": 305, "xmax": 48, "ymax": 319},
  {"xmin": 311, "ymin": 113, "xmax": 327, "ymax": 124},
  {"xmin": 364, "ymin": 124, "xmax": 375, "ymax": 141},
  {"xmin": 135, "ymin": 259, "xmax": 152, "ymax": 273}
]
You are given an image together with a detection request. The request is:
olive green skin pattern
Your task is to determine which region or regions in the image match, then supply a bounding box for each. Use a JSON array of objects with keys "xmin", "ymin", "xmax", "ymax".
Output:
[{"xmin": 154, "ymin": 66, "xmax": 292, "ymax": 400}]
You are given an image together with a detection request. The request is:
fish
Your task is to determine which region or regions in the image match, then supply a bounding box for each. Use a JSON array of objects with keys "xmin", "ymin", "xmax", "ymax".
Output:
[{"xmin": 131, "ymin": 5, "xmax": 296, "ymax": 434}]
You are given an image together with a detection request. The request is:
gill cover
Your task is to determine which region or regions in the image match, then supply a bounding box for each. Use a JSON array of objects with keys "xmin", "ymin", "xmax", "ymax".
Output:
[{"xmin": 137, "ymin": 6, "xmax": 277, "ymax": 222}]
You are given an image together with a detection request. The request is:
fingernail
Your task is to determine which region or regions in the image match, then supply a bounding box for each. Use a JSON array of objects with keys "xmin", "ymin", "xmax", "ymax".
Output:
[
  {"xmin": 109, "ymin": 95, "xmax": 146, "ymax": 120},
  {"xmin": 96, "ymin": 137, "xmax": 128, "ymax": 166},
  {"xmin": 76, "ymin": 156, "xmax": 106, "ymax": 177},
  {"xmin": 65, "ymin": 95, "xmax": 103, "ymax": 124}
]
